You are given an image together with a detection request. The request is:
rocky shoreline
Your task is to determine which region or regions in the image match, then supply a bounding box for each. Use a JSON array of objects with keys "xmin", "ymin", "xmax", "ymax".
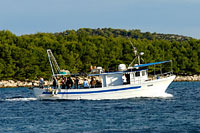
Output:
[
  {"xmin": 0, "ymin": 75, "xmax": 200, "ymax": 88},
  {"xmin": 173, "ymin": 75, "xmax": 200, "ymax": 82},
  {"xmin": 0, "ymin": 80, "xmax": 44, "ymax": 88}
]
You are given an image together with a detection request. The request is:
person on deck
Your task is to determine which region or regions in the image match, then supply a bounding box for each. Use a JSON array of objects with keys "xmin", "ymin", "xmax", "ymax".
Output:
[
  {"xmin": 83, "ymin": 79, "xmax": 89, "ymax": 88},
  {"xmin": 95, "ymin": 80, "xmax": 102, "ymax": 87},
  {"xmin": 122, "ymin": 74, "xmax": 127, "ymax": 84},
  {"xmin": 90, "ymin": 77, "xmax": 96, "ymax": 88},
  {"xmin": 61, "ymin": 77, "xmax": 66, "ymax": 89},
  {"xmin": 39, "ymin": 77, "xmax": 45, "ymax": 88},
  {"xmin": 53, "ymin": 77, "xmax": 57, "ymax": 89},
  {"xmin": 74, "ymin": 77, "xmax": 79, "ymax": 89},
  {"xmin": 69, "ymin": 77, "xmax": 73, "ymax": 88},
  {"xmin": 66, "ymin": 77, "xmax": 73, "ymax": 89}
]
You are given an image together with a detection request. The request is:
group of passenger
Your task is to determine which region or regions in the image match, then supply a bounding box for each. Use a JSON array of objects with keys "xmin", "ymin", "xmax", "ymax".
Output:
[
  {"xmin": 39, "ymin": 74, "xmax": 127, "ymax": 89},
  {"xmin": 51, "ymin": 76, "xmax": 101, "ymax": 89}
]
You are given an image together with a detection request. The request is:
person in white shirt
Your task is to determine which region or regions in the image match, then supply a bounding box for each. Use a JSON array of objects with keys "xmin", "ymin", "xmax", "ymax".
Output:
[
  {"xmin": 122, "ymin": 74, "xmax": 127, "ymax": 84},
  {"xmin": 39, "ymin": 77, "xmax": 45, "ymax": 88}
]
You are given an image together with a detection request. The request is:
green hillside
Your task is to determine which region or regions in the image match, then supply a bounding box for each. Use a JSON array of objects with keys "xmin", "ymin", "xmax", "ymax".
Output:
[{"xmin": 0, "ymin": 28, "xmax": 200, "ymax": 80}]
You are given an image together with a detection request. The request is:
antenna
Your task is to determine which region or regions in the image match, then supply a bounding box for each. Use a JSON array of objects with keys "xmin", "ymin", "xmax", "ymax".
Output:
[
  {"xmin": 127, "ymin": 37, "xmax": 144, "ymax": 67},
  {"xmin": 127, "ymin": 37, "xmax": 137, "ymax": 56}
]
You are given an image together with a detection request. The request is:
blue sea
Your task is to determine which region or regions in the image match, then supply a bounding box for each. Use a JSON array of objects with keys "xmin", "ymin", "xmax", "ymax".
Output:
[{"xmin": 0, "ymin": 82, "xmax": 200, "ymax": 132}]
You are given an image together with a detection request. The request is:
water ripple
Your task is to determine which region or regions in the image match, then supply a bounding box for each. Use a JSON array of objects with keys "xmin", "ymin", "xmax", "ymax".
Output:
[
  {"xmin": 0, "ymin": 82, "xmax": 200, "ymax": 132},
  {"xmin": 4, "ymin": 97, "xmax": 37, "ymax": 101}
]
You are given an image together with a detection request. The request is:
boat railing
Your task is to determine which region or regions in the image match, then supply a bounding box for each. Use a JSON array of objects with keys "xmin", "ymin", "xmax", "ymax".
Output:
[
  {"xmin": 157, "ymin": 71, "xmax": 173, "ymax": 77},
  {"xmin": 147, "ymin": 71, "xmax": 173, "ymax": 81}
]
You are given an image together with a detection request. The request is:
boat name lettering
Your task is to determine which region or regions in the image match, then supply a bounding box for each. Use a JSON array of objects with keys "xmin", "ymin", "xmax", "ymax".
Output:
[{"xmin": 147, "ymin": 84, "xmax": 153, "ymax": 87}]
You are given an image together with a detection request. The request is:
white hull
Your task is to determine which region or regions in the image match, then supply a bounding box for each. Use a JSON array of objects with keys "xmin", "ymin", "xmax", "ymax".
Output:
[{"xmin": 33, "ymin": 75, "xmax": 175, "ymax": 100}]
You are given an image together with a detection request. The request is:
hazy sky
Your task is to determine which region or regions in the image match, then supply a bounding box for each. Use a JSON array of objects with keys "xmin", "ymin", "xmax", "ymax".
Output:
[{"xmin": 0, "ymin": 0, "xmax": 200, "ymax": 38}]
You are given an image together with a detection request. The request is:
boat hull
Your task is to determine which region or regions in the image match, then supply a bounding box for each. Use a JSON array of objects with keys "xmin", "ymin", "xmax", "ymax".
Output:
[{"xmin": 33, "ymin": 75, "xmax": 175, "ymax": 100}]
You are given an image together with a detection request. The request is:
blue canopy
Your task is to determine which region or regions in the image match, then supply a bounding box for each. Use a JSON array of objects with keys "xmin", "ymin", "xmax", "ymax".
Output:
[
  {"xmin": 59, "ymin": 71, "xmax": 67, "ymax": 74},
  {"xmin": 134, "ymin": 60, "xmax": 171, "ymax": 68}
]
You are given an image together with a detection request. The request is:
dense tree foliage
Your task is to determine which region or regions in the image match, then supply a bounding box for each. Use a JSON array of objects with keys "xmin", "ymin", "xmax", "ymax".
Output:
[{"xmin": 0, "ymin": 28, "xmax": 199, "ymax": 80}]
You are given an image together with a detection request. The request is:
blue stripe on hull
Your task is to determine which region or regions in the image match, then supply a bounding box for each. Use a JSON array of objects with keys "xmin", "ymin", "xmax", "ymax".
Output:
[{"xmin": 43, "ymin": 86, "xmax": 141, "ymax": 95}]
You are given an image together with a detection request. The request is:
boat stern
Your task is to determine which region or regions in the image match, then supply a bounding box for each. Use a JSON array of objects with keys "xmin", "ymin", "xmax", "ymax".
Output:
[{"xmin": 33, "ymin": 87, "xmax": 47, "ymax": 100}]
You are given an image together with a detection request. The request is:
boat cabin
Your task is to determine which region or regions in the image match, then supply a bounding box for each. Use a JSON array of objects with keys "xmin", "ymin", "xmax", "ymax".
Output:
[
  {"xmin": 89, "ymin": 60, "xmax": 172, "ymax": 88},
  {"xmin": 89, "ymin": 68, "xmax": 148, "ymax": 88}
]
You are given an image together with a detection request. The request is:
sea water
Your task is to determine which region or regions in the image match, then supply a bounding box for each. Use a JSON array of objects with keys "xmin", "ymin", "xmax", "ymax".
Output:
[{"xmin": 0, "ymin": 82, "xmax": 200, "ymax": 132}]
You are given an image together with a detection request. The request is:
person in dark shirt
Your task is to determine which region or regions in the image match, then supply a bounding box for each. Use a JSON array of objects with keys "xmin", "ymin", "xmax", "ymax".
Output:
[
  {"xmin": 66, "ymin": 77, "xmax": 73, "ymax": 89},
  {"xmin": 61, "ymin": 77, "xmax": 66, "ymax": 89},
  {"xmin": 53, "ymin": 77, "xmax": 57, "ymax": 89},
  {"xmin": 74, "ymin": 77, "xmax": 79, "ymax": 89}
]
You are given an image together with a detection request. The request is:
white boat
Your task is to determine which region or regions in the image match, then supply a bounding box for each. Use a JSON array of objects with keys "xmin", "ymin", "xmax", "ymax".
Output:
[{"xmin": 33, "ymin": 49, "xmax": 176, "ymax": 100}]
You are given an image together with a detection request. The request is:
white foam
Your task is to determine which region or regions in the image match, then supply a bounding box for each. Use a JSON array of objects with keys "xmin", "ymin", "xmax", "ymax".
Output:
[
  {"xmin": 160, "ymin": 93, "xmax": 173, "ymax": 98},
  {"xmin": 144, "ymin": 93, "xmax": 173, "ymax": 98},
  {"xmin": 5, "ymin": 97, "xmax": 37, "ymax": 101}
]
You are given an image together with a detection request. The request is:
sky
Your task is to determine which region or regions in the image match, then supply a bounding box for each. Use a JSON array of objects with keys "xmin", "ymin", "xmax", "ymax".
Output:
[{"xmin": 0, "ymin": 0, "xmax": 200, "ymax": 39}]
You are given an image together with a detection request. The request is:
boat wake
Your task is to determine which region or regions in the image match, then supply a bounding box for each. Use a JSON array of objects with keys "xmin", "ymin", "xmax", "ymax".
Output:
[
  {"xmin": 143, "ymin": 92, "xmax": 173, "ymax": 98},
  {"xmin": 160, "ymin": 93, "xmax": 173, "ymax": 98},
  {"xmin": 4, "ymin": 97, "xmax": 37, "ymax": 101}
]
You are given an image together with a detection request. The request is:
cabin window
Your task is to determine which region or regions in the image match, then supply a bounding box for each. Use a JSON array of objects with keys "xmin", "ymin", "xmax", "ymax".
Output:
[
  {"xmin": 142, "ymin": 71, "xmax": 146, "ymax": 76},
  {"xmin": 135, "ymin": 71, "xmax": 140, "ymax": 77}
]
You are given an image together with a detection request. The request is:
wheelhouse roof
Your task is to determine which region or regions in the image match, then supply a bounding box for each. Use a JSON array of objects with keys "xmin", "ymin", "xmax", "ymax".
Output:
[
  {"xmin": 133, "ymin": 60, "xmax": 171, "ymax": 68},
  {"xmin": 89, "ymin": 71, "xmax": 123, "ymax": 76}
]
